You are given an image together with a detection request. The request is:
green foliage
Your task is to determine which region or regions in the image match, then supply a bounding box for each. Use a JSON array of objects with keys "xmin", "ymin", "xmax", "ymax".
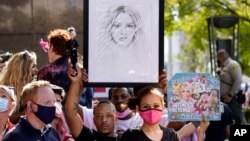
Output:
[{"xmin": 164, "ymin": 0, "xmax": 250, "ymax": 75}]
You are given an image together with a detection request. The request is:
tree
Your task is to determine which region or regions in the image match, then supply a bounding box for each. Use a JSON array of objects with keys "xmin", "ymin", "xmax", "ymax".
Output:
[{"xmin": 164, "ymin": 0, "xmax": 250, "ymax": 75}]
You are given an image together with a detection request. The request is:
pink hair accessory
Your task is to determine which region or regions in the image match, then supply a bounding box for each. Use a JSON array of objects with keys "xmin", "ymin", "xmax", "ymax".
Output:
[{"xmin": 39, "ymin": 38, "xmax": 49, "ymax": 52}]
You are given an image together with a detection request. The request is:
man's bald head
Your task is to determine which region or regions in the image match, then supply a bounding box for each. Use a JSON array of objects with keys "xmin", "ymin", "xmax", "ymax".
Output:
[
  {"xmin": 217, "ymin": 49, "xmax": 230, "ymax": 66},
  {"xmin": 93, "ymin": 100, "xmax": 116, "ymax": 115}
]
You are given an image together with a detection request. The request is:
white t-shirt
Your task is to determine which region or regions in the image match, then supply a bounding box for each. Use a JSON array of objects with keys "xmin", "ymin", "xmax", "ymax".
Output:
[
  {"xmin": 116, "ymin": 113, "xmax": 143, "ymax": 131},
  {"xmin": 82, "ymin": 107, "xmax": 96, "ymax": 130},
  {"xmin": 82, "ymin": 107, "xmax": 169, "ymax": 131}
]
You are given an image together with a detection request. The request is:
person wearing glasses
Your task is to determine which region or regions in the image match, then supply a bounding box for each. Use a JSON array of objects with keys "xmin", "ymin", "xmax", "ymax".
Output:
[{"xmin": 0, "ymin": 50, "xmax": 38, "ymax": 124}]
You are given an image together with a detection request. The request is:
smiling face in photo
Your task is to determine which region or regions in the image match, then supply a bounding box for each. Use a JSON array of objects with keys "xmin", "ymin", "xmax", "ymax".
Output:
[{"xmin": 111, "ymin": 13, "xmax": 136, "ymax": 47}]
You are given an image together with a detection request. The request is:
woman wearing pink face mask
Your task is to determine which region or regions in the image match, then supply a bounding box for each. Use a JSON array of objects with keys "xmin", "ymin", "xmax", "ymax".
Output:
[{"xmin": 121, "ymin": 86, "xmax": 179, "ymax": 141}]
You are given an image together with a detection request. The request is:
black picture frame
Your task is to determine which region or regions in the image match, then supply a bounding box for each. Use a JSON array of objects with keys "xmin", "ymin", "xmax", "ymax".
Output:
[{"xmin": 83, "ymin": 0, "xmax": 164, "ymax": 87}]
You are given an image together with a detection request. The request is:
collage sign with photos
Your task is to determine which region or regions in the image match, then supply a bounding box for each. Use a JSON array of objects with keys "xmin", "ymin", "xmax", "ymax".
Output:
[{"xmin": 167, "ymin": 73, "xmax": 221, "ymax": 121}]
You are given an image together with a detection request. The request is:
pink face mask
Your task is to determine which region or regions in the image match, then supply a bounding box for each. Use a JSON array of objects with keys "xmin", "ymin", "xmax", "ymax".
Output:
[
  {"xmin": 116, "ymin": 108, "xmax": 133, "ymax": 119},
  {"xmin": 139, "ymin": 109, "xmax": 163, "ymax": 125}
]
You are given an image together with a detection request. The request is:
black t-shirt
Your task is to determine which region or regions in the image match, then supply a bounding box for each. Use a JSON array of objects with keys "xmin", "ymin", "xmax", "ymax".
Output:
[
  {"xmin": 205, "ymin": 103, "xmax": 234, "ymax": 141},
  {"xmin": 75, "ymin": 125, "xmax": 120, "ymax": 141},
  {"xmin": 121, "ymin": 126, "xmax": 179, "ymax": 141}
]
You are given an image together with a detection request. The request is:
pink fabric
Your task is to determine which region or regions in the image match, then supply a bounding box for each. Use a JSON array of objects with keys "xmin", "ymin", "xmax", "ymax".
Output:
[
  {"xmin": 39, "ymin": 38, "xmax": 49, "ymax": 52},
  {"xmin": 116, "ymin": 108, "xmax": 133, "ymax": 119},
  {"xmin": 139, "ymin": 109, "xmax": 163, "ymax": 125},
  {"xmin": 54, "ymin": 104, "xmax": 74, "ymax": 141}
]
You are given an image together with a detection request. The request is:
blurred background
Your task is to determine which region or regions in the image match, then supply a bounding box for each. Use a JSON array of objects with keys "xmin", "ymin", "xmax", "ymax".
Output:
[{"xmin": 0, "ymin": 0, "xmax": 83, "ymax": 68}]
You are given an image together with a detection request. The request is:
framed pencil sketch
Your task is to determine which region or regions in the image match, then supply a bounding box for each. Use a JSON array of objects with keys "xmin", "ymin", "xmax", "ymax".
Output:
[{"xmin": 83, "ymin": 0, "xmax": 164, "ymax": 87}]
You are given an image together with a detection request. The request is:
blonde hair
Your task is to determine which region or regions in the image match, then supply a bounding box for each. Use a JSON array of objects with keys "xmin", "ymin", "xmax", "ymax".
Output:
[
  {"xmin": 0, "ymin": 50, "xmax": 37, "ymax": 113},
  {"xmin": 20, "ymin": 80, "xmax": 51, "ymax": 109},
  {"xmin": 179, "ymin": 82, "xmax": 193, "ymax": 99}
]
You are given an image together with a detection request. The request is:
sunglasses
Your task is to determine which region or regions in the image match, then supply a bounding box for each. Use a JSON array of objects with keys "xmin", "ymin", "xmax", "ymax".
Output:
[{"xmin": 22, "ymin": 50, "xmax": 33, "ymax": 59}]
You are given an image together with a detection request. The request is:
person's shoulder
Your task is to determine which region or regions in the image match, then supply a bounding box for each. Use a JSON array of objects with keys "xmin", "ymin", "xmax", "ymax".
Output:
[
  {"xmin": 82, "ymin": 106, "xmax": 94, "ymax": 113},
  {"xmin": 223, "ymin": 103, "xmax": 231, "ymax": 110},
  {"xmin": 56, "ymin": 56, "xmax": 69, "ymax": 65},
  {"xmin": 228, "ymin": 59, "xmax": 241, "ymax": 67},
  {"xmin": 121, "ymin": 128, "xmax": 141, "ymax": 140},
  {"xmin": 38, "ymin": 64, "xmax": 50, "ymax": 72},
  {"xmin": 161, "ymin": 126, "xmax": 176, "ymax": 133},
  {"xmin": 161, "ymin": 126, "xmax": 179, "ymax": 140},
  {"xmin": 2, "ymin": 134, "xmax": 23, "ymax": 141},
  {"xmin": 82, "ymin": 106, "xmax": 94, "ymax": 121},
  {"xmin": 3, "ymin": 125, "xmax": 24, "ymax": 141},
  {"xmin": 38, "ymin": 63, "xmax": 53, "ymax": 78},
  {"xmin": 75, "ymin": 125, "xmax": 96, "ymax": 140},
  {"xmin": 133, "ymin": 112, "xmax": 143, "ymax": 120},
  {"xmin": 128, "ymin": 113, "xmax": 143, "ymax": 127},
  {"xmin": 123, "ymin": 128, "xmax": 141, "ymax": 135},
  {"xmin": 47, "ymin": 127, "xmax": 61, "ymax": 140}
]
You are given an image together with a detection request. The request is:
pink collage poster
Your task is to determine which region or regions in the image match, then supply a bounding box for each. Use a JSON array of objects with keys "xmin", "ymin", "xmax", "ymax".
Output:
[{"xmin": 167, "ymin": 73, "xmax": 221, "ymax": 121}]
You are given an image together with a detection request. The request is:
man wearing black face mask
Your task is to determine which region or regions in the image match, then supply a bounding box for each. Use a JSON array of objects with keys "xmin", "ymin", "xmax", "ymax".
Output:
[
  {"xmin": 3, "ymin": 80, "xmax": 60, "ymax": 141},
  {"xmin": 217, "ymin": 49, "xmax": 245, "ymax": 125}
]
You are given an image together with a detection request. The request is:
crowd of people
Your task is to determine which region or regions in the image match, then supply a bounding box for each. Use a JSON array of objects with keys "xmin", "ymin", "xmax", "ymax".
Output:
[{"xmin": 0, "ymin": 26, "xmax": 247, "ymax": 141}]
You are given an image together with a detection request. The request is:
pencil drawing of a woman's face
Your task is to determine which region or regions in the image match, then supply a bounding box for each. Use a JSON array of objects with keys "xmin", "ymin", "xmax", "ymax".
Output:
[
  {"xmin": 107, "ymin": 6, "xmax": 142, "ymax": 48},
  {"xmin": 111, "ymin": 12, "xmax": 136, "ymax": 47}
]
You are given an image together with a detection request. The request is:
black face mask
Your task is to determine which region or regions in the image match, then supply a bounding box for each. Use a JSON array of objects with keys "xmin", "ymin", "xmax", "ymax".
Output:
[{"xmin": 32, "ymin": 102, "xmax": 56, "ymax": 124}]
